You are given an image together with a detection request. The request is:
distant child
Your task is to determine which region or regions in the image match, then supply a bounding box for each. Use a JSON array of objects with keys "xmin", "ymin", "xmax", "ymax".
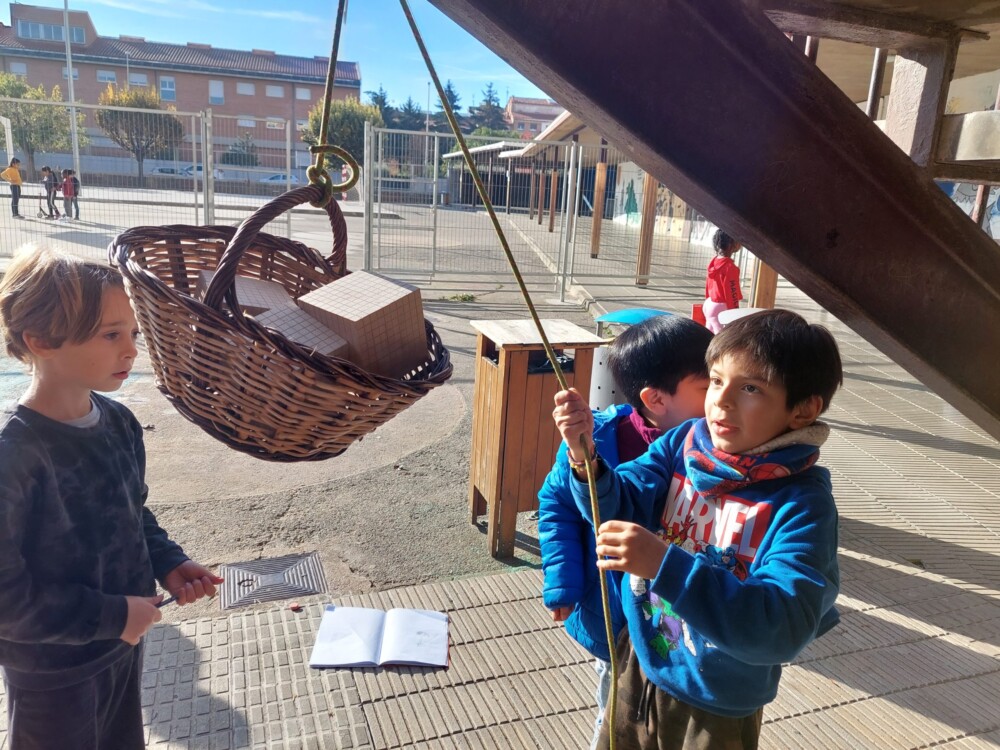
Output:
[
  {"xmin": 60, "ymin": 168, "xmax": 77, "ymax": 221},
  {"xmin": 0, "ymin": 246, "xmax": 224, "ymax": 748},
  {"xmin": 703, "ymin": 229, "xmax": 743, "ymax": 333},
  {"xmin": 538, "ymin": 315, "xmax": 712, "ymax": 747},
  {"xmin": 70, "ymin": 169, "xmax": 81, "ymax": 220},
  {"xmin": 553, "ymin": 309, "xmax": 843, "ymax": 750},
  {"xmin": 1, "ymin": 157, "xmax": 23, "ymax": 219},
  {"xmin": 40, "ymin": 165, "xmax": 59, "ymax": 219}
]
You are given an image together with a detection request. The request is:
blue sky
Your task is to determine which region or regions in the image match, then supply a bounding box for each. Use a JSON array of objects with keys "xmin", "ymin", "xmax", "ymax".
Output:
[{"xmin": 21, "ymin": 0, "xmax": 550, "ymax": 111}]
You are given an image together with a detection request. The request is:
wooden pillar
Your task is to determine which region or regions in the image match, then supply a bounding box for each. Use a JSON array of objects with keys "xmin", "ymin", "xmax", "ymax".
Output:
[
  {"xmin": 750, "ymin": 261, "xmax": 779, "ymax": 309},
  {"xmin": 548, "ymin": 168, "xmax": 558, "ymax": 233},
  {"xmin": 590, "ymin": 139, "xmax": 608, "ymax": 258},
  {"xmin": 635, "ymin": 171, "xmax": 657, "ymax": 285},
  {"xmin": 528, "ymin": 165, "xmax": 536, "ymax": 220},
  {"xmin": 885, "ymin": 35, "xmax": 960, "ymax": 168}
]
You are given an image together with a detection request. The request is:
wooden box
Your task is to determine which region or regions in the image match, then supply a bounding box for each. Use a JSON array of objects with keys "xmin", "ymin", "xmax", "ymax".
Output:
[
  {"xmin": 254, "ymin": 306, "xmax": 349, "ymax": 358},
  {"xmin": 468, "ymin": 319, "xmax": 604, "ymax": 558},
  {"xmin": 196, "ymin": 271, "xmax": 294, "ymax": 316},
  {"xmin": 296, "ymin": 271, "xmax": 427, "ymax": 378}
]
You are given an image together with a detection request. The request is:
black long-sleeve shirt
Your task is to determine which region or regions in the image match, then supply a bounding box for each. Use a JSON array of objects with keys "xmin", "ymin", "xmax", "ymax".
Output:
[{"xmin": 0, "ymin": 395, "xmax": 188, "ymax": 689}]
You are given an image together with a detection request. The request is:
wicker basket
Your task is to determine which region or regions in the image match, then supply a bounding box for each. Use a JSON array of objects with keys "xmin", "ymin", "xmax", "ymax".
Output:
[{"xmin": 110, "ymin": 184, "xmax": 452, "ymax": 462}]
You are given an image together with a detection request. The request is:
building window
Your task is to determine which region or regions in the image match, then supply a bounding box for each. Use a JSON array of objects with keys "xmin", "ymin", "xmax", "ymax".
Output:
[
  {"xmin": 265, "ymin": 118, "xmax": 284, "ymax": 130},
  {"xmin": 516, "ymin": 122, "xmax": 525, "ymax": 131},
  {"xmin": 529, "ymin": 123, "xmax": 538, "ymax": 131},
  {"xmin": 97, "ymin": 69, "xmax": 117, "ymax": 83},
  {"xmin": 129, "ymin": 72, "xmax": 148, "ymax": 87},
  {"xmin": 295, "ymin": 119, "xmax": 308, "ymax": 130},
  {"xmin": 16, "ymin": 20, "xmax": 85, "ymax": 43},
  {"xmin": 8, "ymin": 62, "xmax": 27, "ymax": 77},
  {"xmin": 236, "ymin": 82, "xmax": 255, "ymax": 96},
  {"xmin": 159, "ymin": 76, "xmax": 176, "ymax": 102},
  {"xmin": 295, "ymin": 87, "xmax": 311, "ymax": 101},
  {"xmin": 265, "ymin": 85, "xmax": 284, "ymax": 98},
  {"xmin": 61, "ymin": 67, "xmax": 79, "ymax": 81},
  {"xmin": 209, "ymin": 80, "xmax": 224, "ymax": 105},
  {"xmin": 237, "ymin": 117, "xmax": 256, "ymax": 128}
]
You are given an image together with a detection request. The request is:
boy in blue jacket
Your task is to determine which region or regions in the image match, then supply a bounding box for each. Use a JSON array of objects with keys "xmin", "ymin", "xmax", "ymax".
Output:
[
  {"xmin": 553, "ymin": 309, "xmax": 843, "ymax": 750},
  {"xmin": 538, "ymin": 315, "xmax": 712, "ymax": 746}
]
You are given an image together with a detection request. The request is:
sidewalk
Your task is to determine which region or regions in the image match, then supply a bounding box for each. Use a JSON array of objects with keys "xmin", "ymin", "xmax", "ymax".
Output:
[{"xmin": 1, "ymin": 221, "xmax": 999, "ymax": 748}]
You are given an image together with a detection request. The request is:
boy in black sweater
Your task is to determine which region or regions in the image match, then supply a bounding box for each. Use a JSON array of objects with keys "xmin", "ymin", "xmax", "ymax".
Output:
[{"xmin": 0, "ymin": 245, "xmax": 222, "ymax": 749}]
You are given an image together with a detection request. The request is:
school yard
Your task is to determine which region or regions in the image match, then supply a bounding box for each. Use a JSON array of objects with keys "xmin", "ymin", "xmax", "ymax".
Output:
[{"xmin": 1, "ymin": 198, "xmax": 1000, "ymax": 748}]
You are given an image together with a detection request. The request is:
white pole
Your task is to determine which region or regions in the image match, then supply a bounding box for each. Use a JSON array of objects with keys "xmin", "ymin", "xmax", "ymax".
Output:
[{"xmin": 63, "ymin": 0, "xmax": 81, "ymax": 178}]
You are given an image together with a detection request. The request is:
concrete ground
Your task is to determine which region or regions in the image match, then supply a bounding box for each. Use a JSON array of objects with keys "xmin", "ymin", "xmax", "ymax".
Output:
[{"xmin": 1, "ymin": 203, "xmax": 999, "ymax": 748}]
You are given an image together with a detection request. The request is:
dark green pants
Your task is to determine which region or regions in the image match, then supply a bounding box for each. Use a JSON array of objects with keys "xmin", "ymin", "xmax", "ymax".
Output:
[{"xmin": 598, "ymin": 631, "xmax": 764, "ymax": 750}]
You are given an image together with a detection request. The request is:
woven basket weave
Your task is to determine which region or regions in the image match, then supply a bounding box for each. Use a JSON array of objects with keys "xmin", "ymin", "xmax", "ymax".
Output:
[{"xmin": 110, "ymin": 184, "xmax": 452, "ymax": 462}]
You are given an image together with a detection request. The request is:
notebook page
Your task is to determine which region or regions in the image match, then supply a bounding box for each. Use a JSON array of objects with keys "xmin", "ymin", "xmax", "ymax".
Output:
[
  {"xmin": 378, "ymin": 609, "xmax": 449, "ymax": 667},
  {"xmin": 309, "ymin": 606, "xmax": 385, "ymax": 668}
]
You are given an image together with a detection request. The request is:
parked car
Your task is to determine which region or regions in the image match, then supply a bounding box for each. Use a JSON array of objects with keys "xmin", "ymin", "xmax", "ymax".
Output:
[
  {"xmin": 149, "ymin": 167, "xmax": 182, "ymax": 176},
  {"xmin": 181, "ymin": 165, "xmax": 225, "ymax": 180},
  {"xmin": 258, "ymin": 174, "xmax": 300, "ymax": 184}
]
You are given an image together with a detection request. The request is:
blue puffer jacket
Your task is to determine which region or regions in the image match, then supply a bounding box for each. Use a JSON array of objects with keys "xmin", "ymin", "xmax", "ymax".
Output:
[{"xmin": 538, "ymin": 404, "xmax": 633, "ymax": 661}]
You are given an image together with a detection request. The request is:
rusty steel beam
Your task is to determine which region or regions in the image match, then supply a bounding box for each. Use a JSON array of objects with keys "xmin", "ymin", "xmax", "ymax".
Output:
[{"xmin": 428, "ymin": 0, "xmax": 1000, "ymax": 439}]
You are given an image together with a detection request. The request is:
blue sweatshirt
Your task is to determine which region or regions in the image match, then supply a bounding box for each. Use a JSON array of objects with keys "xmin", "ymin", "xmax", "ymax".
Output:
[
  {"xmin": 0, "ymin": 396, "xmax": 189, "ymax": 689},
  {"xmin": 571, "ymin": 418, "xmax": 840, "ymax": 717},
  {"xmin": 538, "ymin": 404, "xmax": 632, "ymax": 661}
]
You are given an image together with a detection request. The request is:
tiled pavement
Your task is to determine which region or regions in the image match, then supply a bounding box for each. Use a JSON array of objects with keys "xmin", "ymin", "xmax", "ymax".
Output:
[{"xmin": 2, "ymin": 224, "xmax": 1000, "ymax": 747}]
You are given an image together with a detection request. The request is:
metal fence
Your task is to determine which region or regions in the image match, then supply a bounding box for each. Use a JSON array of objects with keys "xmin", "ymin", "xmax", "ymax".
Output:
[
  {"xmin": 0, "ymin": 97, "xmax": 324, "ymax": 263},
  {"xmin": 361, "ymin": 126, "xmax": 755, "ymax": 296}
]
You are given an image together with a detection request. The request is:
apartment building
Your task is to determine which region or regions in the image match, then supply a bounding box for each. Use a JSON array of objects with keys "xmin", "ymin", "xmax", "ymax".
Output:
[
  {"xmin": 503, "ymin": 97, "xmax": 564, "ymax": 140},
  {"xmin": 0, "ymin": 3, "xmax": 360, "ymax": 173}
]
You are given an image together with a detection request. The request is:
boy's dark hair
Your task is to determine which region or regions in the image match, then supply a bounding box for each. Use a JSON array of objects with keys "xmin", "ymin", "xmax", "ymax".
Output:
[
  {"xmin": 607, "ymin": 315, "xmax": 713, "ymax": 408},
  {"xmin": 41, "ymin": 166, "xmax": 50, "ymax": 172},
  {"xmin": 9, "ymin": 158, "xmax": 19, "ymax": 166},
  {"xmin": 706, "ymin": 309, "xmax": 842, "ymax": 412}
]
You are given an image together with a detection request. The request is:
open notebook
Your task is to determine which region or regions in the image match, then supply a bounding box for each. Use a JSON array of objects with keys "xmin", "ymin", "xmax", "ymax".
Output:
[{"xmin": 308, "ymin": 605, "xmax": 450, "ymax": 668}]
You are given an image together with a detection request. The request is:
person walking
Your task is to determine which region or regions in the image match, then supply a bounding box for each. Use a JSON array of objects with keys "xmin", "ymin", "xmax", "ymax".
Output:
[{"xmin": 1, "ymin": 158, "xmax": 24, "ymax": 219}]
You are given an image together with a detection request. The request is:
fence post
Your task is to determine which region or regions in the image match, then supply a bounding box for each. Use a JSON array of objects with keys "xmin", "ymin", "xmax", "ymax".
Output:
[
  {"xmin": 203, "ymin": 109, "xmax": 215, "ymax": 225},
  {"xmin": 431, "ymin": 133, "xmax": 440, "ymax": 274},
  {"xmin": 285, "ymin": 119, "xmax": 293, "ymax": 239},
  {"xmin": 363, "ymin": 120, "xmax": 373, "ymax": 271},
  {"xmin": 558, "ymin": 143, "xmax": 575, "ymax": 302},
  {"xmin": 193, "ymin": 113, "xmax": 202, "ymax": 225}
]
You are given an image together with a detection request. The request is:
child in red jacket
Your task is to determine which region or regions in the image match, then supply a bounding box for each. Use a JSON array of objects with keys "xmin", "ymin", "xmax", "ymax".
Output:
[{"xmin": 703, "ymin": 229, "xmax": 743, "ymax": 333}]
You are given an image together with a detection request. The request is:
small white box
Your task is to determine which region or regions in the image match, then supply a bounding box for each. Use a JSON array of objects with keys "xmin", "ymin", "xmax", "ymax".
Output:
[
  {"xmin": 196, "ymin": 271, "xmax": 294, "ymax": 316},
  {"xmin": 296, "ymin": 271, "xmax": 427, "ymax": 378},
  {"xmin": 254, "ymin": 306, "xmax": 349, "ymax": 358}
]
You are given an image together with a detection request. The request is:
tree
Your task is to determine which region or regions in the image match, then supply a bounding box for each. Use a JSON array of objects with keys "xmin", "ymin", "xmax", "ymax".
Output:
[
  {"xmin": 468, "ymin": 82, "xmax": 506, "ymax": 131},
  {"xmin": 0, "ymin": 73, "xmax": 86, "ymax": 175},
  {"xmin": 96, "ymin": 85, "xmax": 184, "ymax": 186},
  {"xmin": 219, "ymin": 132, "xmax": 258, "ymax": 167},
  {"xmin": 393, "ymin": 97, "xmax": 425, "ymax": 132},
  {"xmin": 301, "ymin": 96, "xmax": 384, "ymax": 168},
  {"xmin": 365, "ymin": 86, "xmax": 395, "ymax": 126}
]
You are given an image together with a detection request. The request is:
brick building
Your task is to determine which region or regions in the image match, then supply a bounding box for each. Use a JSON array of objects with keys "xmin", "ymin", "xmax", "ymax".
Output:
[
  {"xmin": 0, "ymin": 2, "xmax": 360, "ymax": 174},
  {"xmin": 503, "ymin": 97, "xmax": 563, "ymax": 140}
]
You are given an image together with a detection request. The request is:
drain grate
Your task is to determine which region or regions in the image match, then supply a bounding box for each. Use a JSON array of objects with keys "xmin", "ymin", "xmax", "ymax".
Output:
[{"xmin": 218, "ymin": 551, "xmax": 327, "ymax": 610}]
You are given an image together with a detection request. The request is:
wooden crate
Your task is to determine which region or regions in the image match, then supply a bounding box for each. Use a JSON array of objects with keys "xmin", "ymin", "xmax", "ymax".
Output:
[{"xmin": 468, "ymin": 319, "xmax": 604, "ymax": 558}]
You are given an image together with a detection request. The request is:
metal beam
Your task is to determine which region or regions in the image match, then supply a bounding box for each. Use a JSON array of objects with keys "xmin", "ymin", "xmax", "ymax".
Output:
[{"xmin": 428, "ymin": 0, "xmax": 1000, "ymax": 439}]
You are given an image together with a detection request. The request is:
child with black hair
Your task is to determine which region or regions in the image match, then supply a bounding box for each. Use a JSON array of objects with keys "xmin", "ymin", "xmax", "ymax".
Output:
[
  {"xmin": 554, "ymin": 309, "xmax": 843, "ymax": 750},
  {"xmin": 0, "ymin": 245, "xmax": 223, "ymax": 748},
  {"xmin": 538, "ymin": 314, "xmax": 713, "ymax": 748},
  {"xmin": 703, "ymin": 229, "xmax": 743, "ymax": 333},
  {"xmin": 70, "ymin": 170, "xmax": 81, "ymax": 220},
  {"xmin": 59, "ymin": 169, "xmax": 76, "ymax": 222}
]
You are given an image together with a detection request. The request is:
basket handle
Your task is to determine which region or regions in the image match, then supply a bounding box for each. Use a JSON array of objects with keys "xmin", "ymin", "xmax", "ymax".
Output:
[{"xmin": 203, "ymin": 183, "xmax": 348, "ymax": 312}]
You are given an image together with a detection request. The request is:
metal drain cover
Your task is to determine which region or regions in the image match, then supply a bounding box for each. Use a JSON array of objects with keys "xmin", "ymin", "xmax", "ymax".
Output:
[{"xmin": 218, "ymin": 551, "xmax": 327, "ymax": 610}]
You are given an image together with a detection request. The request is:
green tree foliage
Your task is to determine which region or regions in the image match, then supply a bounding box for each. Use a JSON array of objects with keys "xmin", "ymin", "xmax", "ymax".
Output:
[
  {"xmin": 95, "ymin": 85, "xmax": 184, "ymax": 186},
  {"xmin": 393, "ymin": 97, "xmax": 425, "ymax": 132},
  {"xmin": 219, "ymin": 132, "xmax": 259, "ymax": 167},
  {"xmin": 0, "ymin": 73, "xmax": 87, "ymax": 175},
  {"xmin": 365, "ymin": 86, "xmax": 395, "ymax": 126},
  {"xmin": 468, "ymin": 83, "xmax": 506, "ymax": 131},
  {"xmin": 302, "ymin": 96, "xmax": 384, "ymax": 168}
]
